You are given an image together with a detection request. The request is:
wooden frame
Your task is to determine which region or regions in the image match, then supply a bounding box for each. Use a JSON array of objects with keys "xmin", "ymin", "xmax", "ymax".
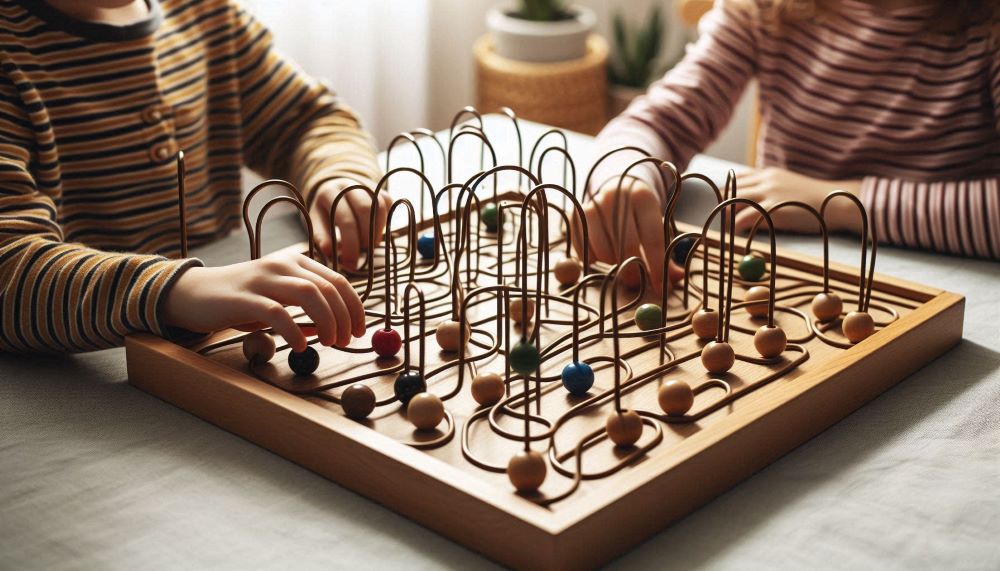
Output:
[{"xmin": 126, "ymin": 229, "xmax": 964, "ymax": 570}]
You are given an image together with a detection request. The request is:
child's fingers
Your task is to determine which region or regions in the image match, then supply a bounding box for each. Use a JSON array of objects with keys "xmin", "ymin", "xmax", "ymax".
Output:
[
  {"xmin": 333, "ymin": 204, "xmax": 361, "ymax": 270},
  {"xmin": 346, "ymin": 189, "xmax": 375, "ymax": 250},
  {"xmin": 290, "ymin": 265, "xmax": 352, "ymax": 347},
  {"xmin": 308, "ymin": 194, "xmax": 335, "ymax": 258},
  {"xmin": 370, "ymin": 193, "xmax": 392, "ymax": 248},
  {"xmin": 632, "ymin": 192, "xmax": 665, "ymax": 294},
  {"xmin": 734, "ymin": 206, "xmax": 767, "ymax": 234},
  {"xmin": 267, "ymin": 277, "xmax": 338, "ymax": 346},
  {"xmin": 296, "ymin": 256, "xmax": 367, "ymax": 338},
  {"xmin": 583, "ymin": 202, "xmax": 615, "ymax": 263},
  {"xmin": 252, "ymin": 299, "xmax": 307, "ymax": 353}
]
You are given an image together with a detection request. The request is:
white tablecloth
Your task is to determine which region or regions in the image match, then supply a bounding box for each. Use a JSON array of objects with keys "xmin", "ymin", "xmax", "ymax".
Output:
[{"xmin": 2, "ymin": 117, "xmax": 998, "ymax": 570}]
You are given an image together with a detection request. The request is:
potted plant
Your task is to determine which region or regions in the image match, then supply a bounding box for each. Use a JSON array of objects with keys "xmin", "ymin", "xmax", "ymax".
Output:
[
  {"xmin": 607, "ymin": 5, "xmax": 672, "ymax": 116},
  {"xmin": 486, "ymin": 0, "xmax": 597, "ymax": 63}
]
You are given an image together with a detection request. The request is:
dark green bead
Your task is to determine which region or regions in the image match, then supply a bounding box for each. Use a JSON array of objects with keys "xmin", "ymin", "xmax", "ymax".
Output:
[
  {"xmin": 738, "ymin": 254, "xmax": 766, "ymax": 282},
  {"xmin": 288, "ymin": 346, "xmax": 319, "ymax": 376},
  {"xmin": 509, "ymin": 341, "xmax": 540, "ymax": 376},
  {"xmin": 394, "ymin": 373, "xmax": 425, "ymax": 405},
  {"xmin": 634, "ymin": 303, "xmax": 663, "ymax": 331},
  {"xmin": 480, "ymin": 203, "xmax": 501, "ymax": 233}
]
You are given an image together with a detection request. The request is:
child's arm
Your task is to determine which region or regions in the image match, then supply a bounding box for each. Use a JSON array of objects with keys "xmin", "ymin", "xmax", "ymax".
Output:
[{"xmin": 228, "ymin": 3, "xmax": 386, "ymax": 268}]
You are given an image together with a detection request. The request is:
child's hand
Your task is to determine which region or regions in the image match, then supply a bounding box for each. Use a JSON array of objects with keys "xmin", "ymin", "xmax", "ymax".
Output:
[
  {"xmin": 309, "ymin": 178, "xmax": 392, "ymax": 270},
  {"xmin": 576, "ymin": 179, "xmax": 684, "ymax": 293},
  {"xmin": 161, "ymin": 251, "xmax": 367, "ymax": 351},
  {"xmin": 734, "ymin": 167, "xmax": 863, "ymax": 234}
]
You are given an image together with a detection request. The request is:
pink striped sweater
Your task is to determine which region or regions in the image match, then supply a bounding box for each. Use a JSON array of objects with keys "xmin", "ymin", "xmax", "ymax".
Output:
[{"xmin": 595, "ymin": 0, "xmax": 999, "ymax": 259}]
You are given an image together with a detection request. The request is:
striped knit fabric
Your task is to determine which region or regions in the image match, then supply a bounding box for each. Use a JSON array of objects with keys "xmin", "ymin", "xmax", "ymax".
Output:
[
  {"xmin": 595, "ymin": 0, "xmax": 999, "ymax": 259},
  {"xmin": 0, "ymin": 0, "xmax": 379, "ymax": 353}
]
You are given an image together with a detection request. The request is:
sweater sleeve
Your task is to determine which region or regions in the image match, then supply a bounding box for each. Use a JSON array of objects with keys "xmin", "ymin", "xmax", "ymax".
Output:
[
  {"xmin": 229, "ymin": 3, "xmax": 381, "ymax": 202},
  {"xmin": 0, "ymin": 71, "xmax": 200, "ymax": 353},
  {"xmin": 591, "ymin": 0, "xmax": 757, "ymax": 199},
  {"xmin": 858, "ymin": 51, "xmax": 1000, "ymax": 260}
]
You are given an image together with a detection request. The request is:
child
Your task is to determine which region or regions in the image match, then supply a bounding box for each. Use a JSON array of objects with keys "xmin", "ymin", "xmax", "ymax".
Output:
[
  {"xmin": 588, "ymin": 0, "xmax": 999, "ymax": 291},
  {"xmin": 0, "ymin": 0, "xmax": 391, "ymax": 353}
]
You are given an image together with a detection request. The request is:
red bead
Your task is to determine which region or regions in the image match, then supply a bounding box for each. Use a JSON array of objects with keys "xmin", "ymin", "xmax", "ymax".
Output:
[{"xmin": 372, "ymin": 328, "xmax": 402, "ymax": 358}]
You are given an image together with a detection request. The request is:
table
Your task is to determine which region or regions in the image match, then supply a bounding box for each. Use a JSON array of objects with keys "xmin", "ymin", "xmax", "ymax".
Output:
[{"xmin": 2, "ymin": 117, "xmax": 998, "ymax": 570}]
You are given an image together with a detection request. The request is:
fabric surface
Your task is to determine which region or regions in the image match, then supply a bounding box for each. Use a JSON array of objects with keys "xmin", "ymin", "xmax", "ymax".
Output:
[
  {"xmin": 1, "ymin": 118, "xmax": 998, "ymax": 569},
  {"xmin": 594, "ymin": 0, "xmax": 1000, "ymax": 259}
]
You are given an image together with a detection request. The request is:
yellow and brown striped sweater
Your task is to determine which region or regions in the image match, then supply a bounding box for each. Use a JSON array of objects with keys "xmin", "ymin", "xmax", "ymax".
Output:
[{"xmin": 0, "ymin": 0, "xmax": 380, "ymax": 352}]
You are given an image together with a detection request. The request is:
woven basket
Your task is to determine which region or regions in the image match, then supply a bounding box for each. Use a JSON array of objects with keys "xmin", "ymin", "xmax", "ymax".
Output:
[{"xmin": 475, "ymin": 34, "xmax": 608, "ymax": 135}]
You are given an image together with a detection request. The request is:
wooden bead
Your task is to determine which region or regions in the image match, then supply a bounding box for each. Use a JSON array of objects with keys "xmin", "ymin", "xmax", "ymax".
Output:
[
  {"xmin": 812, "ymin": 292, "xmax": 843, "ymax": 322},
  {"xmin": 393, "ymin": 373, "xmax": 425, "ymax": 406},
  {"xmin": 560, "ymin": 361, "xmax": 594, "ymax": 396},
  {"xmin": 509, "ymin": 297, "xmax": 535, "ymax": 324},
  {"xmin": 507, "ymin": 450, "xmax": 546, "ymax": 493},
  {"xmin": 480, "ymin": 203, "xmax": 501, "ymax": 233},
  {"xmin": 435, "ymin": 320, "xmax": 470, "ymax": 352},
  {"xmin": 606, "ymin": 410, "xmax": 643, "ymax": 447},
  {"xmin": 341, "ymin": 383, "xmax": 376, "ymax": 420},
  {"xmin": 417, "ymin": 232, "xmax": 435, "ymax": 259},
  {"xmin": 242, "ymin": 331, "xmax": 275, "ymax": 364},
  {"xmin": 754, "ymin": 325, "xmax": 787, "ymax": 358},
  {"xmin": 743, "ymin": 286, "xmax": 770, "ymax": 318},
  {"xmin": 407, "ymin": 392, "xmax": 445, "ymax": 430},
  {"xmin": 553, "ymin": 257, "xmax": 582, "ymax": 286},
  {"xmin": 288, "ymin": 346, "xmax": 319, "ymax": 376},
  {"xmin": 691, "ymin": 308, "xmax": 719, "ymax": 340},
  {"xmin": 471, "ymin": 373, "xmax": 505, "ymax": 406},
  {"xmin": 657, "ymin": 380, "xmax": 694, "ymax": 416},
  {"xmin": 701, "ymin": 341, "xmax": 735, "ymax": 373},
  {"xmin": 671, "ymin": 236, "xmax": 695, "ymax": 265},
  {"xmin": 510, "ymin": 340, "xmax": 540, "ymax": 376},
  {"xmin": 842, "ymin": 311, "xmax": 875, "ymax": 343},
  {"xmin": 634, "ymin": 303, "xmax": 663, "ymax": 331},
  {"xmin": 738, "ymin": 253, "xmax": 767, "ymax": 282},
  {"xmin": 371, "ymin": 328, "xmax": 402, "ymax": 358}
]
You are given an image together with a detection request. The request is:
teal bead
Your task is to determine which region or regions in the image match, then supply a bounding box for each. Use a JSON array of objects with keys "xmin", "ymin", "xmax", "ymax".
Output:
[
  {"xmin": 480, "ymin": 203, "xmax": 501, "ymax": 233},
  {"xmin": 417, "ymin": 233, "xmax": 435, "ymax": 259},
  {"xmin": 561, "ymin": 361, "xmax": 594, "ymax": 396},
  {"xmin": 634, "ymin": 303, "xmax": 663, "ymax": 331},
  {"xmin": 738, "ymin": 254, "xmax": 766, "ymax": 282},
  {"xmin": 509, "ymin": 341, "xmax": 540, "ymax": 376},
  {"xmin": 394, "ymin": 373, "xmax": 425, "ymax": 405}
]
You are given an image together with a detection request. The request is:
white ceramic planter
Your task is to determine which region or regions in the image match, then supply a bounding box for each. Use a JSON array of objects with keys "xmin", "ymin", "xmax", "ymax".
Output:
[{"xmin": 486, "ymin": 5, "xmax": 596, "ymax": 63}]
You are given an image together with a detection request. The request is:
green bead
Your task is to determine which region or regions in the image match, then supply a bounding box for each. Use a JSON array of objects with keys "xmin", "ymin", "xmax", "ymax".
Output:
[
  {"xmin": 634, "ymin": 303, "xmax": 663, "ymax": 331},
  {"xmin": 509, "ymin": 341, "xmax": 540, "ymax": 376},
  {"xmin": 738, "ymin": 254, "xmax": 766, "ymax": 282},
  {"xmin": 480, "ymin": 203, "xmax": 501, "ymax": 233}
]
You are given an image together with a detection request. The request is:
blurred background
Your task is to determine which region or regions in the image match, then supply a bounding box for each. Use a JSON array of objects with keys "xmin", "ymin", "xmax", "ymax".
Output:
[{"xmin": 240, "ymin": 0, "xmax": 755, "ymax": 165}]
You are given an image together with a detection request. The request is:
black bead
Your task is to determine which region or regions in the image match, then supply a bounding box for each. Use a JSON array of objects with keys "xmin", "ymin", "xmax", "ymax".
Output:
[
  {"xmin": 288, "ymin": 346, "xmax": 320, "ymax": 376},
  {"xmin": 394, "ymin": 373, "xmax": 425, "ymax": 406},
  {"xmin": 672, "ymin": 236, "xmax": 695, "ymax": 265}
]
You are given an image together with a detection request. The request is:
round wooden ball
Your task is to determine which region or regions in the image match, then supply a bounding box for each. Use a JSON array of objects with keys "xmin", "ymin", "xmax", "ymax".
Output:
[
  {"xmin": 553, "ymin": 257, "xmax": 582, "ymax": 286},
  {"xmin": 288, "ymin": 346, "xmax": 319, "ymax": 376},
  {"xmin": 242, "ymin": 331, "xmax": 275, "ymax": 364},
  {"xmin": 372, "ymin": 328, "xmax": 402, "ymax": 358},
  {"xmin": 341, "ymin": 383, "xmax": 376, "ymax": 420},
  {"xmin": 480, "ymin": 203, "xmax": 501, "ymax": 233},
  {"xmin": 754, "ymin": 325, "xmax": 787, "ymax": 358},
  {"xmin": 393, "ymin": 373, "xmax": 425, "ymax": 406},
  {"xmin": 811, "ymin": 292, "xmax": 843, "ymax": 322},
  {"xmin": 417, "ymin": 232, "xmax": 435, "ymax": 259},
  {"xmin": 407, "ymin": 392, "xmax": 445, "ymax": 430},
  {"xmin": 738, "ymin": 253, "xmax": 767, "ymax": 282},
  {"xmin": 560, "ymin": 361, "xmax": 594, "ymax": 396},
  {"xmin": 509, "ymin": 297, "xmax": 535, "ymax": 324},
  {"xmin": 507, "ymin": 450, "xmax": 547, "ymax": 493},
  {"xmin": 842, "ymin": 311, "xmax": 875, "ymax": 343},
  {"xmin": 691, "ymin": 308, "xmax": 719, "ymax": 340},
  {"xmin": 471, "ymin": 373, "xmax": 505, "ymax": 406},
  {"xmin": 657, "ymin": 380, "xmax": 694, "ymax": 416},
  {"xmin": 701, "ymin": 341, "xmax": 735, "ymax": 374},
  {"xmin": 671, "ymin": 236, "xmax": 695, "ymax": 265},
  {"xmin": 744, "ymin": 286, "xmax": 770, "ymax": 318},
  {"xmin": 634, "ymin": 303, "xmax": 663, "ymax": 331},
  {"xmin": 606, "ymin": 410, "xmax": 643, "ymax": 447},
  {"xmin": 510, "ymin": 340, "xmax": 541, "ymax": 376},
  {"xmin": 435, "ymin": 320, "xmax": 470, "ymax": 352}
]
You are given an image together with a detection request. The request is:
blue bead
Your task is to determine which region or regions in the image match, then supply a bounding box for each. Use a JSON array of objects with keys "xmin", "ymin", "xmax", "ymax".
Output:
[
  {"xmin": 417, "ymin": 233, "xmax": 435, "ymax": 259},
  {"xmin": 561, "ymin": 361, "xmax": 594, "ymax": 396},
  {"xmin": 671, "ymin": 236, "xmax": 695, "ymax": 265},
  {"xmin": 394, "ymin": 373, "xmax": 425, "ymax": 405}
]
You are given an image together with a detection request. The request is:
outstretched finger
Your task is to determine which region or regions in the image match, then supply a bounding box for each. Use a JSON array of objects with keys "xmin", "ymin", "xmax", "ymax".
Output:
[
  {"xmin": 299, "ymin": 255, "xmax": 367, "ymax": 338},
  {"xmin": 333, "ymin": 203, "xmax": 362, "ymax": 270}
]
